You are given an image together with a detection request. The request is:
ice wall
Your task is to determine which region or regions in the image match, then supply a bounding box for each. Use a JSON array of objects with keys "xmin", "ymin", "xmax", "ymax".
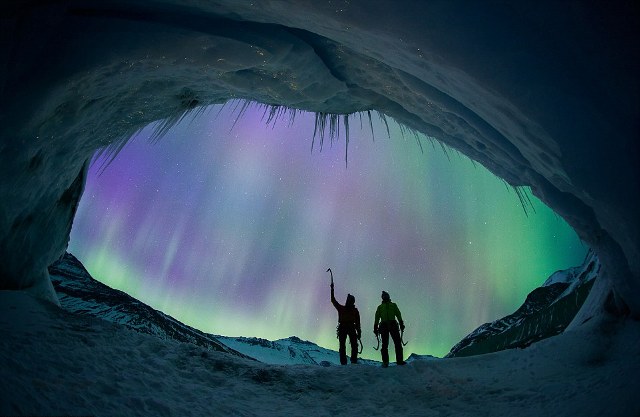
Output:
[{"xmin": 0, "ymin": 1, "xmax": 638, "ymax": 320}]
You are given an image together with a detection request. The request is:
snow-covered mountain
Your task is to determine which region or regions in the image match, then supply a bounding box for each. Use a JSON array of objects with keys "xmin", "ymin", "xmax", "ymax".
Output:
[
  {"xmin": 217, "ymin": 335, "xmax": 382, "ymax": 366},
  {"xmin": 48, "ymin": 252, "xmax": 249, "ymax": 359},
  {"xmin": 447, "ymin": 250, "xmax": 599, "ymax": 357}
]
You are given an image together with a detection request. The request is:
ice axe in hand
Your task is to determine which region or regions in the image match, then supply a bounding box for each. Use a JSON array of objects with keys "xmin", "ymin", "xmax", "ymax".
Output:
[
  {"xmin": 400, "ymin": 321, "xmax": 408, "ymax": 346},
  {"xmin": 327, "ymin": 268, "xmax": 333, "ymax": 287},
  {"xmin": 401, "ymin": 328, "xmax": 408, "ymax": 346}
]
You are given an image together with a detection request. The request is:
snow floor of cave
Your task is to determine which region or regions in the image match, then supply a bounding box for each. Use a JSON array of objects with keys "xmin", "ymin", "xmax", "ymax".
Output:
[{"xmin": 1, "ymin": 291, "xmax": 638, "ymax": 417}]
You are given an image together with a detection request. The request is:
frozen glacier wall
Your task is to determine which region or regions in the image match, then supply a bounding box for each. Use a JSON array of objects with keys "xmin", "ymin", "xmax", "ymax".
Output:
[{"xmin": 0, "ymin": 1, "xmax": 638, "ymax": 323}]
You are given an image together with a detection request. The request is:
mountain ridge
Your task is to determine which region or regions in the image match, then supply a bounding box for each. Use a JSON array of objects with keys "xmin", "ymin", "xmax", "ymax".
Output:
[
  {"xmin": 447, "ymin": 250, "xmax": 598, "ymax": 357},
  {"xmin": 48, "ymin": 252, "xmax": 250, "ymax": 359},
  {"xmin": 48, "ymin": 250, "xmax": 597, "ymax": 363}
]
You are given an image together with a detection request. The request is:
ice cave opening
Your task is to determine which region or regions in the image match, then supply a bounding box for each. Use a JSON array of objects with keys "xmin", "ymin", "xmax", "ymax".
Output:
[
  {"xmin": 0, "ymin": 1, "xmax": 638, "ymax": 357},
  {"xmin": 2, "ymin": 3, "xmax": 639, "ymax": 415}
]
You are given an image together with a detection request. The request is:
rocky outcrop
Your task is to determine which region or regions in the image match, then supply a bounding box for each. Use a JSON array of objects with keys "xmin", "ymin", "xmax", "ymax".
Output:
[
  {"xmin": 49, "ymin": 252, "xmax": 250, "ymax": 358},
  {"xmin": 447, "ymin": 250, "xmax": 599, "ymax": 358}
]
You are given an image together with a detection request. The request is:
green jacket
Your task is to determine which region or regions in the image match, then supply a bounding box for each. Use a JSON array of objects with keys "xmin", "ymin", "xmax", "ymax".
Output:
[{"xmin": 374, "ymin": 301, "xmax": 403, "ymax": 328}]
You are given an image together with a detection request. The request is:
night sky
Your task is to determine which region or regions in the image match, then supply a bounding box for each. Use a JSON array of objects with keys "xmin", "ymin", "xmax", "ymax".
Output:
[{"xmin": 69, "ymin": 103, "xmax": 586, "ymax": 359}]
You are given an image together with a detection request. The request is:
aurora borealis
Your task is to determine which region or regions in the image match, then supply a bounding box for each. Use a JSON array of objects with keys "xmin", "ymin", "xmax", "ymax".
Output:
[{"xmin": 69, "ymin": 103, "xmax": 586, "ymax": 359}]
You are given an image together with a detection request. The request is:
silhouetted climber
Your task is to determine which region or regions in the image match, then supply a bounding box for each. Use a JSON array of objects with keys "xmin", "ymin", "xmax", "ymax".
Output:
[
  {"xmin": 374, "ymin": 291, "xmax": 407, "ymax": 367},
  {"xmin": 328, "ymin": 268, "xmax": 361, "ymax": 365}
]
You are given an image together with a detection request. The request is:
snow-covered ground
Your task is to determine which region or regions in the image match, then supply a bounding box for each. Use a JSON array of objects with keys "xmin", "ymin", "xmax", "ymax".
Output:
[{"xmin": 1, "ymin": 291, "xmax": 638, "ymax": 417}]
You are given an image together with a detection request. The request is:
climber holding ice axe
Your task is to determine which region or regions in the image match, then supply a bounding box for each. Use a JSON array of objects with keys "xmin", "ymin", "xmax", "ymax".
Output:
[{"xmin": 328, "ymin": 268, "xmax": 362, "ymax": 365}]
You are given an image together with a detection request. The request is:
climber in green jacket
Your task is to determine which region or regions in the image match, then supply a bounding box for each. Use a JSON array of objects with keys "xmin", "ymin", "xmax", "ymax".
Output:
[{"xmin": 374, "ymin": 291, "xmax": 407, "ymax": 367}]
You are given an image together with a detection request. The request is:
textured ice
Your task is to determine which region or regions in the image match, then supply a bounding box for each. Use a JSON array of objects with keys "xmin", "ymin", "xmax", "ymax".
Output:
[{"xmin": 0, "ymin": 2, "xmax": 638, "ymax": 334}]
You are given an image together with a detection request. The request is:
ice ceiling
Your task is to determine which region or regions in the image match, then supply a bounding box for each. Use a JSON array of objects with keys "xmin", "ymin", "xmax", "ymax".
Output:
[{"xmin": 0, "ymin": 1, "xmax": 638, "ymax": 326}]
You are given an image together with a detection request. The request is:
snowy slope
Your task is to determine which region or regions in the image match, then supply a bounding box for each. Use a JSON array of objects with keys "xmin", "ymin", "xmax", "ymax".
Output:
[
  {"xmin": 448, "ymin": 250, "xmax": 599, "ymax": 357},
  {"xmin": 1, "ymin": 290, "xmax": 638, "ymax": 417},
  {"xmin": 48, "ymin": 252, "xmax": 248, "ymax": 358}
]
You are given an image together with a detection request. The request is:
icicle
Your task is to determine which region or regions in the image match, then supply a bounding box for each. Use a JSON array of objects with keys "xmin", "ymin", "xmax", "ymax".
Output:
[
  {"xmin": 231, "ymin": 100, "xmax": 253, "ymax": 130},
  {"xmin": 266, "ymin": 105, "xmax": 279, "ymax": 125},
  {"xmin": 439, "ymin": 142, "xmax": 451, "ymax": 161},
  {"xmin": 512, "ymin": 186, "xmax": 536, "ymax": 217},
  {"xmin": 343, "ymin": 114, "xmax": 350, "ymax": 168},
  {"xmin": 377, "ymin": 112, "xmax": 391, "ymax": 139},
  {"xmin": 367, "ymin": 110, "xmax": 375, "ymax": 142},
  {"xmin": 287, "ymin": 108, "xmax": 297, "ymax": 127},
  {"xmin": 312, "ymin": 112, "xmax": 328, "ymax": 152},
  {"xmin": 328, "ymin": 113, "xmax": 339, "ymax": 147},
  {"xmin": 414, "ymin": 131, "xmax": 424, "ymax": 154}
]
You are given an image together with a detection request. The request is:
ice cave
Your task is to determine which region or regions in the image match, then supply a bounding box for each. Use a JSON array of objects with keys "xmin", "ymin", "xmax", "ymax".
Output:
[{"xmin": 1, "ymin": 1, "xmax": 638, "ymax": 415}]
